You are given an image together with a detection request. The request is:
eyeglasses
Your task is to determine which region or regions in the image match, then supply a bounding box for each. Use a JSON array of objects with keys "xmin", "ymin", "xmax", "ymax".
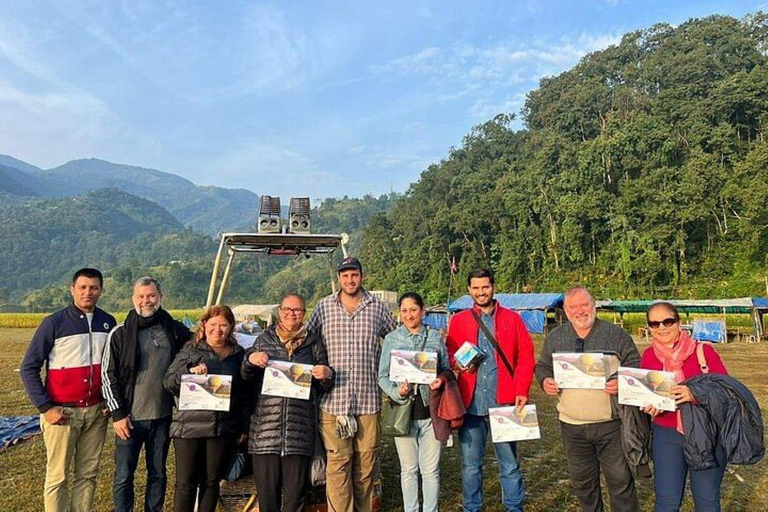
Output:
[
  {"xmin": 280, "ymin": 307, "xmax": 305, "ymax": 315},
  {"xmin": 647, "ymin": 318, "xmax": 678, "ymax": 329},
  {"xmin": 574, "ymin": 338, "xmax": 585, "ymax": 353}
]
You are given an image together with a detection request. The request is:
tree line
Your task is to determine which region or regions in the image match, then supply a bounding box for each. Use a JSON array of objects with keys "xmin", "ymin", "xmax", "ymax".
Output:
[{"xmin": 360, "ymin": 13, "xmax": 768, "ymax": 304}]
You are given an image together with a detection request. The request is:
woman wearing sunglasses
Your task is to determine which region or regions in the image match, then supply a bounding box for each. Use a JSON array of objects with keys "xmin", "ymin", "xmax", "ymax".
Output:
[{"xmin": 640, "ymin": 302, "xmax": 728, "ymax": 512}]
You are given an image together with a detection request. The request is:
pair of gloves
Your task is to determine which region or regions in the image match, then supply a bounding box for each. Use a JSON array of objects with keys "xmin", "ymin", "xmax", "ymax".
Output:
[{"xmin": 335, "ymin": 415, "xmax": 358, "ymax": 439}]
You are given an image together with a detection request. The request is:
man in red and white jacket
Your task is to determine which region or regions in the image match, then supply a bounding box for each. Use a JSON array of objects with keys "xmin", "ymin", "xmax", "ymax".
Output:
[
  {"xmin": 446, "ymin": 268, "xmax": 535, "ymax": 512},
  {"xmin": 21, "ymin": 268, "xmax": 116, "ymax": 512}
]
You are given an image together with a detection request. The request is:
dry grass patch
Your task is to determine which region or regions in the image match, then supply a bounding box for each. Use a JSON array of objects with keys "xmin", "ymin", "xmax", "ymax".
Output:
[{"xmin": 0, "ymin": 329, "xmax": 766, "ymax": 511}]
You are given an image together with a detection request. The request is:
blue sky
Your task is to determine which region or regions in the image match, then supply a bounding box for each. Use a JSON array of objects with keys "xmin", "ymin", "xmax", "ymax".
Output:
[{"xmin": 0, "ymin": 1, "xmax": 764, "ymax": 201}]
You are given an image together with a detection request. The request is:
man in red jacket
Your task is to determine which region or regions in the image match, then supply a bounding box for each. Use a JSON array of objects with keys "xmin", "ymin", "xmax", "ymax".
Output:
[{"xmin": 446, "ymin": 268, "xmax": 535, "ymax": 512}]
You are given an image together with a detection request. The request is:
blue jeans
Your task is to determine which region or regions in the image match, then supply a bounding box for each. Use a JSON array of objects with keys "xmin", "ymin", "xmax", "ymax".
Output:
[
  {"xmin": 652, "ymin": 424, "xmax": 726, "ymax": 512},
  {"xmin": 459, "ymin": 413, "xmax": 524, "ymax": 512},
  {"xmin": 114, "ymin": 417, "xmax": 171, "ymax": 512},
  {"xmin": 393, "ymin": 418, "xmax": 442, "ymax": 512}
]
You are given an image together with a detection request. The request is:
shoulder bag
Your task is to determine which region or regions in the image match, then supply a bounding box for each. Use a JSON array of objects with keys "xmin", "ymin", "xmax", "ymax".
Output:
[
  {"xmin": 470, "ymin": 309, "xmax": 515, "ymax": 377},
  {"xmin": 381, "ymin": 327, "xmax": 431, "ymax": 436}
]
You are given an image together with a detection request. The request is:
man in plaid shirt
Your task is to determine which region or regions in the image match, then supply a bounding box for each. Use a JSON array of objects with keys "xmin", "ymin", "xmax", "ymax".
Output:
[{"xmin": 307, "ymin": 257, "xmax": 397, "ymax": 512}]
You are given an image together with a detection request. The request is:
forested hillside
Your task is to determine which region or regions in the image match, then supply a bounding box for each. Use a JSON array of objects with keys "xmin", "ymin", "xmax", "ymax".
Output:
[
  {"xmin": 1, "ymin": 191, "xmax": 395, "ymax": 311},
  {"xmin": 0, "ymin": 157, "xmax": 262, "ymax": 234},
  {"xmin": 360, "ymin": 13, "xmax": 768, "ymax": 303},
  {"xmin": 0, "ymin": 188, "xmax": 205, "ymax": 301}
]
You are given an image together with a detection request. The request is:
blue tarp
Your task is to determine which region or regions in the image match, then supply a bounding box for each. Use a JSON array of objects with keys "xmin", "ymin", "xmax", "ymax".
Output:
[
  {"xmin": 423, "ymin": 312, "xmax": 448, "ymax": 330},
  {"xmin": 692, "ymin": 319, "xmax": 726, "ymax": 343},
  {"xmin": 752, "ymin": 297, "xmax": 768, "ymax": 309},
  {"xmin": 448, "ymin": 293, "xmax": 563, "ymax": 312},
  {"xmin": 518, "ymin": 310, "xmax": 546, "ymax": 334},
  {"xmin": 0, "ymin": 415, "xmax": 40, "ymax": 453},
  {"xmin": 447, "ymin": 293, "xmax": 563, "ymax": 334}
]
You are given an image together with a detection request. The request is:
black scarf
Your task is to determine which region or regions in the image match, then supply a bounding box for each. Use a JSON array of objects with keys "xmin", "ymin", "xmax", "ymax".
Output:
[{"xmin": 122, "ymin": 307, "xmax": 175, "ymax": 367}]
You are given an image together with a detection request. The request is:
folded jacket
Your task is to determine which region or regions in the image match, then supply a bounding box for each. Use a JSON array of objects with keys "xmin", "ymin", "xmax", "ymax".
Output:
[{"xmin": 430, "ymin": 370, "xmax": 466, "ymax": 441}]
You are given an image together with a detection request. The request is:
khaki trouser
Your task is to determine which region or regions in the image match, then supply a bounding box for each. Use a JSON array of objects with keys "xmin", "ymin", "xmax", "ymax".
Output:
[
  {"xmin": 41, "ymin": 403, "xmax": 109, "ymax": 512},
  {"xmin": 319, "ymin": 411, "xmax": 380, "ymax": 512}
]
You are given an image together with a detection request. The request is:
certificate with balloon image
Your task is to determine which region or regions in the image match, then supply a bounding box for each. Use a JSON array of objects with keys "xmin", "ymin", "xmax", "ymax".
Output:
[
  {"xmin": 552, "ymin": 352, "xmax": 607, "ymax": 389},
  {"xmin": 489, "ymin": 405, "xmax": 541, "ymax": 443},
  {"xmin": 178, "ymin": 374, "xmax": 232, "ymax": 411},
  {"xmin": 261, "ymin": 360, "xmax": 314, "ymax": 400},
  {"xmin": 389, "ymin": 350, "xmax": 438, "ymax": 385},
  {"xmin": 618, "ymin": 367, "xmax": 676, "ymax": 412}
]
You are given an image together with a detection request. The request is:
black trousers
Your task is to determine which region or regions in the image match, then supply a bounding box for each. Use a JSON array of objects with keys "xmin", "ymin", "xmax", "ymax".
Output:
[
  {"xmin": 253, "ymin": 454, "xmax": 311, "ymax": 512},
  {"xmin": 173, "ymin": 437, "xmax": 230, "ymax": 512},
  {"xmin": 560, "ymin": 420, "xmax": 638, "ymax": 512}
]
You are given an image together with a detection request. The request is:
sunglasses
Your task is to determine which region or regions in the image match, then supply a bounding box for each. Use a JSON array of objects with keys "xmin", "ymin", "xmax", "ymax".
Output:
[{"xmin": 647, "ymin": 318, "xmax": 678, "ymax": 329}]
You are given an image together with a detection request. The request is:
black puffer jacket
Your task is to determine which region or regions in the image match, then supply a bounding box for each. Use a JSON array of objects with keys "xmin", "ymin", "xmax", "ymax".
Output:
[
  {"xmin": 163, "ymin": 340, "xmax": 249, "ymax": 439},
  {"xmin": 242, "ymin": 326, "xmax": 333, "ymax": 457},
  {"xmin": 680, "ymin": 373, "xmax": 764, "ymax": 470}
]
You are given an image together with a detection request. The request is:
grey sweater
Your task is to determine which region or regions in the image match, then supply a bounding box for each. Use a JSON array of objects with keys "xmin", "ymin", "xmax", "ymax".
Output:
[{"xmin": 536, "ymin": 319, "xmax": 640, "ymax": 424}]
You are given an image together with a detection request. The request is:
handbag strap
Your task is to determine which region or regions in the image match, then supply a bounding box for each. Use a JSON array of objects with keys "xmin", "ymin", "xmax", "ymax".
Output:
[
  {"xmin": 470, "ymin": 309, "xmax": 515, "ymax": 377},
  {"xmin": 696, "ymin": 343, "xmax": 710, "ymax": 374}
]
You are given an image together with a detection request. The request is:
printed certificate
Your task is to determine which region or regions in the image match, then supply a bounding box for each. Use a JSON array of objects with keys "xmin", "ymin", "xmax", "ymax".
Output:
[
  {"xmin": 178, "ymin": 374, "xmax": 232, "ymax": 412},
  {"xmin": 618, "ymin": 367, "xmax": 676, "ymax": 412},
  {"xmin": 261, "ymin": 360, "xmax": 314, "ymax": 400},
  {"xmin": 489, "ymin": 405, "xmax": 541, "ymax": 443},
  {"xmin": 553, "ymin": 352, "xmax": 607, "ymax": 389},
  {"xmin": 389, "ymin": 350, "xmax": 438, "ymax": 385}
]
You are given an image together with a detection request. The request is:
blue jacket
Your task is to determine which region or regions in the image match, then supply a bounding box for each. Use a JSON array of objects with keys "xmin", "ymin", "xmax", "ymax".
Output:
[
  {"xmin": 378, "ymin": 324, "xmax": 448, "ymax": 407},
  {"xmin": 21, "ymin": 304, "xmax": 116, "ymax": 412},
  {"xmin": 681, "ymin": 373, "xmax": 764, "ymax": 470}
]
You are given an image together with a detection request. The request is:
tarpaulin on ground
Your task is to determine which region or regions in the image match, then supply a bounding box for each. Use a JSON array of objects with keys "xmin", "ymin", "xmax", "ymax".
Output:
[
  {"xmin": 692, "ymin": 319, "xmax": 727, "ymax": 343},
  {"xmin": 0, "ymin": 415, "xmax": 40, "ymax": 453},
  {"xmin": 447, "ymin": 293, "xmax": 563, "ymax": 334}
]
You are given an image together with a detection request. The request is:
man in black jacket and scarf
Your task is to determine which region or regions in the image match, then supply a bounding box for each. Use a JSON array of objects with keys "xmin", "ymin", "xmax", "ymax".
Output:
[{"xmin": 101, "ymin": 277, "xmax": 192, "ymax": 512}]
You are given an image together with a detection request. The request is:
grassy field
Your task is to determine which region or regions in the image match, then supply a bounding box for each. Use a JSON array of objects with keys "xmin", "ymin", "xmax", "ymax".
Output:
[
  {"xmin": 1, "ymin": 327, "xmax": 766, "ymax": 511},
  {"xmin": 0, "ymin": 310, "xmax": 204, "ymax": 329}
]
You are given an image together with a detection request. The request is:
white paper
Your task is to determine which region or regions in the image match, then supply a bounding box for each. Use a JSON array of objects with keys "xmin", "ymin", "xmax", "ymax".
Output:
[
  {"xmin": 618, "ymin": 367, "xmax": 676, "ymax": 412},
  {"xmin": 261, "ymin": 360, "xmax": 314, "ymax": 400},
  {"xmin": 178, "ymin": 374, "xmax": 232, "ymax": 411},
  {"xmin": 489, "ymin": 405, "xmax": 541, "ymax": 443},
  {"xmin": 553, "ymin": 352, "xmax": 607, "ymax": 389},
  {"xmin": 234, "ymin": 332, "xmax": 258, "ymax": 349},
  {"xmin": 389, "ymin": 350, "xmax": 438, "ymax": 385}
]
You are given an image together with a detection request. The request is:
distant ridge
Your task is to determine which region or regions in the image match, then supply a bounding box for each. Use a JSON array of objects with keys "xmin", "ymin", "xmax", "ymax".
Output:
[
  {"xmin": 0, "ymin": 165, "xmax": 39, "ymax": 197},
  {"xmin": 0, "ymin": 155, "xmax": 260, "ymax": 234}
]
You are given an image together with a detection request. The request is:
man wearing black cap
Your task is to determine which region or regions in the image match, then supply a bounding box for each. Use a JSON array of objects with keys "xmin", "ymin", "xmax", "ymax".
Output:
[{"xmin": 307, "ymin": 257, "xmax": 397, "ymax": 512}]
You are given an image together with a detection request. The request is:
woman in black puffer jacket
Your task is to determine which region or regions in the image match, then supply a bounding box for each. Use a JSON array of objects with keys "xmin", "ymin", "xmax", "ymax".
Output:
[
  {"xmin": 242, "ymin": 293, "xmax": 334, "ymax": 512},
  {"xmin": 163, "ymin": 305, "xmax": 249, "ymax": 512}
]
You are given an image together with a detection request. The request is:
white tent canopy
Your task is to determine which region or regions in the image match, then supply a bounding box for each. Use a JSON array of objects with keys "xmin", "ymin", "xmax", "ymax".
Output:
[{"xmin": 231, "ymin": 304, "xmax": 279, "ymax": 325}]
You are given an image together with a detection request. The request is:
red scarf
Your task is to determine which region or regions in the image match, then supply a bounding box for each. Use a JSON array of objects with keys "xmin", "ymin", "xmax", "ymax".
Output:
[{"xmin": 651, "ymin": 330, "xmax": 697, "ymax": 433}]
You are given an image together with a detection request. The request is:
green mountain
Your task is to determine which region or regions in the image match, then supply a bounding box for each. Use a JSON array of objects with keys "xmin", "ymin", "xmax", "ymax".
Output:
[
  {"xmin": 0, "ymin": 188, "xmax": 192, "ymax": 296},
  {"xmin": 0, "ymin": 165, "xmax": 39, "ymax": 197},
  {"xmin": 0, "ymin": 155, "xmax": 42, "ymax": 175},
  {"xmin": 0, "ymin": 185, "xmax": 396, "ymax": 309},
  {"xmin": 0, "ymin": 156, "xmax": 261, "ymax": 234}
]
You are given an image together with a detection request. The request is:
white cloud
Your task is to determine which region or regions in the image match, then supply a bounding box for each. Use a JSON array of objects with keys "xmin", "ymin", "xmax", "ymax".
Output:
[
  {"xmin": 368, "ymin": 31, "xmax": 621, "ymax": 122},
  {"xmin": 370, "ymin": 47, "xmax": 442, "ymax": 74}
]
